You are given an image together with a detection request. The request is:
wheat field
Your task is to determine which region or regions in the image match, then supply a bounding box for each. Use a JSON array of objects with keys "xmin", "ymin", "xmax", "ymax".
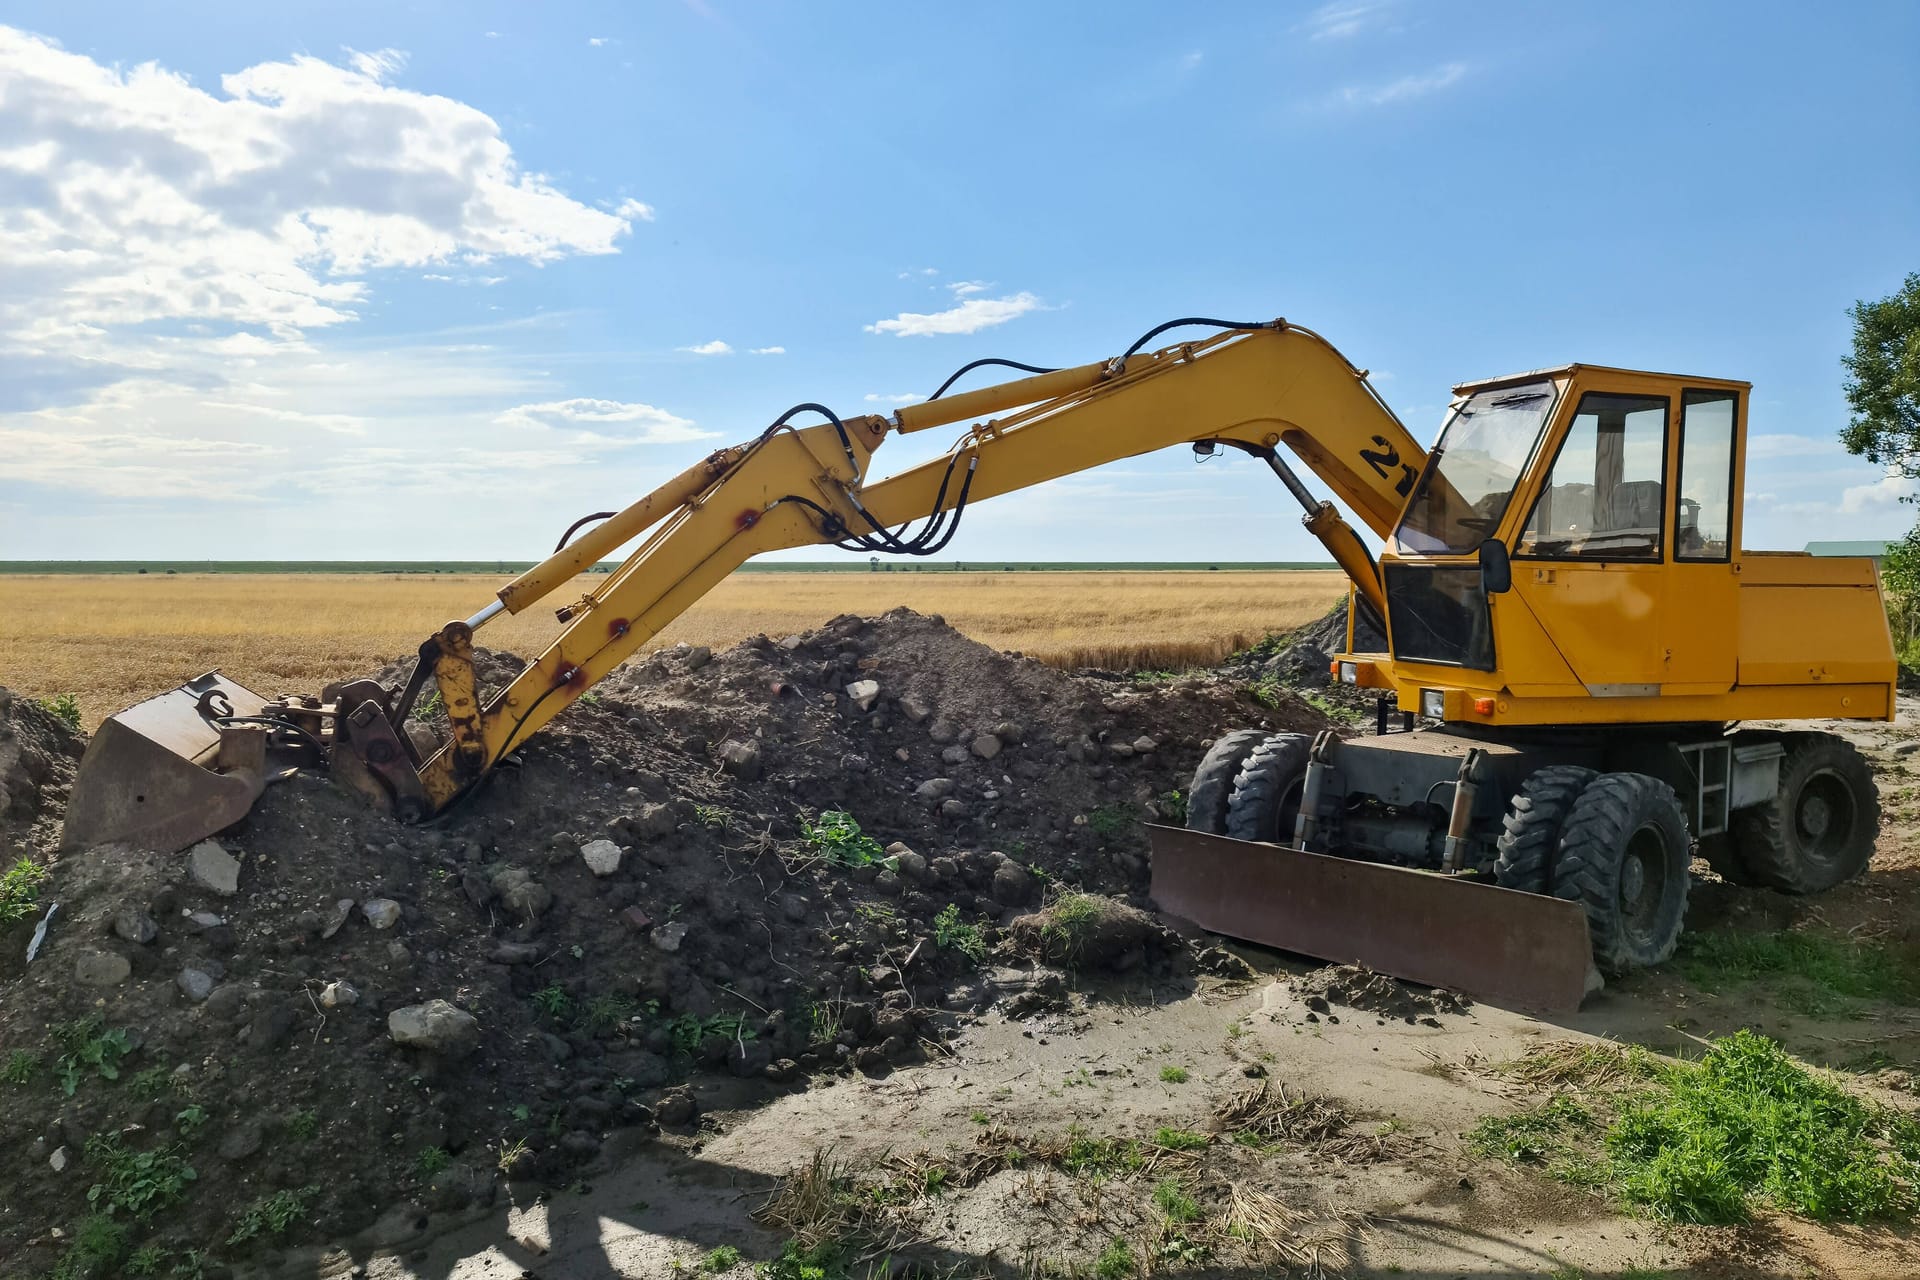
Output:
[{"xmin": 0, "ymin": 570, "xmax": 1345, "ymax": 729}]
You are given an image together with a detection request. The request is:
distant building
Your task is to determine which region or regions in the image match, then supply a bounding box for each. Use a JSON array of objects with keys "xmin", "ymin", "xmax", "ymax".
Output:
[{"xmin": 1804, "ymin": 540, "xmax": 1893, "ymax": 563}]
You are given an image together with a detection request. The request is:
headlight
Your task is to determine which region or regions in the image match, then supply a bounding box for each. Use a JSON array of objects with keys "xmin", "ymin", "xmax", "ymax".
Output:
[
  {"xmin": 1338, "ymin": 661, "xmax": 1358, "ymax": 685},
  {"xmin": 1420, "ymin": 688, "xmax": 1446, "ymax": 720}
]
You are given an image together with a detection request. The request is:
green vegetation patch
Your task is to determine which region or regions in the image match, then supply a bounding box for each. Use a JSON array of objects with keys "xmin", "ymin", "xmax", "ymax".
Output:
[
  {"xmin": 0, "ymin": 855, "xmax": 48, "ymax": 924},
  {"xmin": 1476, "ymin": 1031, "xmax": 1920, "ymax": 1225},
  {"xmin": 932, "ymin": 903, "xmax": 986, "ymax": 964},
  {"xmin": 800, "ymin": 810, "xmax": 886, "ymax": 869},
  {"xmin": 1675, "ymin": 929, "xmax": 1915, "ymax": 1006}
]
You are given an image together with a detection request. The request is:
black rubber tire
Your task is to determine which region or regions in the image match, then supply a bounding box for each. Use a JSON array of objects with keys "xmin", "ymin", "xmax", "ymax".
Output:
[
  {"xmin": 1224, "ymin": 733, "xmax": 1317, "ymax": 845},
  {"xmin": 1697, "ymin": 833, "xmax": 1765, "ymax": 887},
  {"xmin": 1492, "ymin": 765, "xmax": 1597, "ymax": 892},
  {"xmin": 1184, "ymin": 729, "xmax": 1274, "ymax": 835},
  {"xmin": 1551, "ymin": 772, "xmax": 1692, "ymax": 975},
  {"xmin": 1730, "ymin": 733, "xmax": 1879, "ymax": 895}
]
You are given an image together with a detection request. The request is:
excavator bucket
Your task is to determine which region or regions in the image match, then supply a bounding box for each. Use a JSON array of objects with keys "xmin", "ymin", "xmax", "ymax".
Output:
[
  {"xmin": 63, "ymin": 673, "xmax": 276, "ymax": 854},
  {"xmin": 1147, "ymin": 825, "xmax": 1596, "ymax": 1015}
]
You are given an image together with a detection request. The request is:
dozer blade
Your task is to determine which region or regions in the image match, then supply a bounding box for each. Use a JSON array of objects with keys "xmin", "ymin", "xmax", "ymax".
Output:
[
  {"xmin": 1147, "ymin": 825, "xmax": 1595, "ymax": 1015},
  {"xmin": 63, "ymin": 673, "xmax": 274, "ymax": 854}
]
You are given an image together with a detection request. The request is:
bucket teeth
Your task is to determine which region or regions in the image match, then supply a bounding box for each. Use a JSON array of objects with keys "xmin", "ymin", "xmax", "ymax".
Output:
[{"xmin": 62, "ymin": 672, "xmax": 276, "ymax": 854}]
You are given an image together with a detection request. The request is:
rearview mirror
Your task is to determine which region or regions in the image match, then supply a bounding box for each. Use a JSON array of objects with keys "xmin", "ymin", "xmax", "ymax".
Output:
[{"xmin": 1479, "ymin": 539, "xmax": 1512, "ymax": 594}]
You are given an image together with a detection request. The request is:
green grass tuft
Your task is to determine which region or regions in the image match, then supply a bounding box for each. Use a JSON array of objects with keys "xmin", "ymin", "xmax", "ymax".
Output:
[
  {"xmin": 1152, "ymin": 1177, "xmax": 1202, "ymax": 1224},
  {"xmin": 0, "ymin": 856, "xmax": 48, "ymax": 924},
  {"xmin": 1158, "ymin": 1065, "xmax": 1189, "ymax": 1084},
  {"xmin": 702, "ymin": 1244, "xmax": 742, "ymax": 1272},
  {"xmin": 1152, "ymin": 1127, "xmax": 1209, "ymax": 1152},
  {"xmin": 1093, "ymin": 1237, "xmax": 1136, "ymax": 1280},
  {"xmin": 1676, "ymin": 929, "xmax": 1915, "ymax": 1005}
]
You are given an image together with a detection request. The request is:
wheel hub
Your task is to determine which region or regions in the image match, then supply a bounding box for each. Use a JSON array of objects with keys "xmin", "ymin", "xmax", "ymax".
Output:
[
  {"xmin": 1798, "ymin": 793, "xmax": 1831, "ymax": 839},
  {"xmin": 1620, "ymin": 854, "xmax": 1647, "ymax": 905}
]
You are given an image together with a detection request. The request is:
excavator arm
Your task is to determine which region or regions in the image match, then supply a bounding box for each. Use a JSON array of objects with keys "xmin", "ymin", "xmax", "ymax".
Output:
[
  {"xmin": 62, "ymin": 319, "xmax": 1425, "ymax": 843},
  {"xmin": 403, "ymin": 321, "xmax": 1422, "ymax": 813}
]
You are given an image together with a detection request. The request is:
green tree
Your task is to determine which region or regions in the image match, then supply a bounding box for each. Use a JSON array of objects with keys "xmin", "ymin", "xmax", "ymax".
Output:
[
  {"xmin": 1883, "ymin": 527, "xmax": 1920, "ymax": 653},
  {"xmin": 1839, "ymin": 272, "xmax": 1920, "ymax": 474}
]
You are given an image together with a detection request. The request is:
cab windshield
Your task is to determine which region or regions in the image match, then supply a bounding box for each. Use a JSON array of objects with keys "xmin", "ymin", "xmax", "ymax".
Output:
[{"xmin": 1393, "ymin": 380, "xmax": 1559, "ymax": 555}]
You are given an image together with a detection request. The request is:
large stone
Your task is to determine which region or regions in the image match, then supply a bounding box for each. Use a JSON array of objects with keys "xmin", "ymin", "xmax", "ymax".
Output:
[
  {"xmin": 187, "ymin": 840, "xmax": 241, "ymax": 896},
  {"xmin": 899, "ymin": 693, "xmax": 934, "ymax": 724},
  {"xmin": 632, "ymin": 803, "xmax": 677, "ymax": 839},
  {"xmin": 361, "ymin": 898, "xmax": 402, "ymax": 930},
  {"xmin": 321, "ymin": 898, "xmax": 354, "ymax": 939},
  {"xmin": 388, "ymin": 1000, "xmax": 480, "ymax": 1059},
  {"xmin": 650, "ymin": 922, "xmax": 689, "ymax": 954},
  {"xmin": 717, "ymin": 739, "xmax": 763, "ymax": 782},
  {"xmin": 73, "ymin": 950, "xmax": 131, "ymax": 985},
  {"xmin": 580, "ymin": 839, "xmax": 623, "ymax": 877},
  {"xmin": 177, "ymin": 968, "xmax": 215, "ymax": 1002},
  {"xmin": 991, "ymin": 864, "xmax": 1036, "ymax": 907},
  {"xmin": 110, "ymin": 904, "xmax": 158, "ymax": 944},
  {"xmin": 319, "ymin": 980, "xmax": 360, "ymax": 1008},
  {"xmin": 844, "ymin": 679, "xmax": 881, "ymax": 712},
  {"xmin": 913, "ymin": 778, "xmax": 955, "ymax": 804},
  {"xmin": 970, "ymin": 733, "xmax": 1004, "ymax": 761},
  {"xmin": 492, "ymin": 868, "xmax": 552, "ymax": 919},
  {"xmin": 927, "ymin": 719, "xmax": 960, "ymax": 745}
]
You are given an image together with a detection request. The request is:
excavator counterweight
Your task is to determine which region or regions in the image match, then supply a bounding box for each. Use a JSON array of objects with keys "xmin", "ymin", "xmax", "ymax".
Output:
[{"xmin": 66, "ymin": 317, "xmax": 1896, "ymax": 1014}]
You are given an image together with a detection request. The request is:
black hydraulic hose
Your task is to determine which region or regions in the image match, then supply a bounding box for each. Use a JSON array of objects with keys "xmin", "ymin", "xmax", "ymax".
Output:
[
  {"xmin": 212, "ymin": 715, "xmax": 326, "ymax": 754},
  {"xmin": 927, "ymin": 357, "xmax": 1061, "ymax": 401},
  {"xmin": 554, "ymin": 511, "xmax": 617, "ymax": 553},
  {"xmin": 1116, "ymin": 317, "xmax": 1281, "ymax": 363}
]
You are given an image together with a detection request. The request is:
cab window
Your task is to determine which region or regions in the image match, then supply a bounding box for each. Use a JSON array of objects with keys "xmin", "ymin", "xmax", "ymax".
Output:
[
  {"xmin": 1517, "ymin": 392, "xmax": 1668, "ymax": 560},
  {"xmin": 1676, "ymin": 390, "xmax": 1736, "ymax": 560}
]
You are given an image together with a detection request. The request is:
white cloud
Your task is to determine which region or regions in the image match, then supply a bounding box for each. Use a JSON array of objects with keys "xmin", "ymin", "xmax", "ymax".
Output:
[
  {"xmin": 344, "ymin": 47, "xmax": 407, "ymax": 80},
  {"xmin": 613, "ymin": 197, "xmax": 656, "ymax": 222},
  {"xmin": 1178, "ymin": 51, "xmax": 1204, "ymax": 73},
  {"xmin": 897, "ymin": 267, "xmax": 940, "ymax": 280},
  {"xmin": 865, "ymin": 393, "xmax": 923, "ymax": 404},
  {"xmin": 865, "ymin": 292, "xmax": 1042, "ymax": 338},
  {"xmin": 1303, "ymin": 2, "xmax": 1393, "ymax": 40},
  {"xmin": 588, "ymin": 36, "xmax": 610, "ymax": 47},
  {"xmin": 1338, "ymin": 62, "xmax": 1468, "ymax": 108},
  {"xmin": 749, "ymin": 346, "xmax": 786, "ymax": 355},
  {"xmin": 948, "ymin": 280, "xmax": 991, "ymax": 297},
  {"xmin": 0, "ymin": 26, "xmax": 649, "ymax": 339},
  {"xmin": 494, "ymin": 398, "xmax": 715, "ymax": 444},
  {"xmin": 1839, "ymin": 473, "xmax": 1919, "ymax": 515},
  {"xmin": 1749, "ymin": 432, "xmax": 1846, "ymax": 460},
  {"xmin": 676, "ymin": 340, "xmax": 733, "ymax": 356}
]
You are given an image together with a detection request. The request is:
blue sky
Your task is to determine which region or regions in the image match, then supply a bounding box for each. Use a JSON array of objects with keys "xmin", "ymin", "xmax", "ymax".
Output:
[{"xmin": 1, "ymin": 2, "xmax": 1915, "ymax": 562}]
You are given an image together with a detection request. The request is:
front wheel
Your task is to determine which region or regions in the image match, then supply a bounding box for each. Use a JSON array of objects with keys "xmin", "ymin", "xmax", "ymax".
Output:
[
  {"xmin": 1224, "ymin": 733, "xmax": 1315, "ymax": 845},
  {"xmin": 1551, "ymin": 772, "xmax": 1691, "ymax": 976}
]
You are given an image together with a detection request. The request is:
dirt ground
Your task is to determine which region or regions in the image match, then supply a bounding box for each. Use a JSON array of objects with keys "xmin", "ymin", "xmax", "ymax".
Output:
[{"xmin": 2, "ymin": 614, "xmax": 1917, "ymax": 1279}]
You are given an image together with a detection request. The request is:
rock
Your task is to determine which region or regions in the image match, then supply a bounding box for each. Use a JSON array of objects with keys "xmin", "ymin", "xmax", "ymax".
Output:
[
  {"xmin": 1108, "ymin": 742, "xmax": 1135, "ymax": 760},
  {"xmin": 1132, "ymin": 735, "xmax": 1158, "ymax": 754},
  {"xmin": 204, "ymin": 985, "xmax": 250, "ymax": 1022},
  {"xmin": 321, "ymin": 898, "xmax": 354, "ymax": 939},
  {"xmin": 384, "ymin": 940, "xmax": 412, "ymax": 971},
  {"xmin": 632, "ymin": 803, "xmax": 677, "ymax": 839},
  {"xmin": 845, "ymin": 678, "xmax": 881, "ymax": 711},
  {"xmin": 388, "ymin": 1000, "xmax": 480, "ymax": 1059},
  {"xmin": 940, "ymin": 745, "xmax": 971, "ymax": 766},
  {"xmin": 939, "ymin": 799, "xmax": 970, "ymax": 820},
  {"xmin": 889, "ymin": 847, "xmax": 929, "ymax": 882},
  {"xmin": 177, "ymin": 968, "xmax": 215, "ymax": 1002},
  {"xmin": 650, "ymin": 922, "xmax": 689, "ymax": 954},
  {"xmin": 991, "ymin": 720, "xmax": 1025, "ymax": 744},
  {"xmin": 684, "ymin": 645, "xmax": 713, "ymax": 669},
  {"xmin": 404, "ymin": 721, "xmax": 440, "ymax": 758},
  {"xmin": 185, "ymin": 911, "xmax": 224, "ymax": 931},
  {"xmin": 777, "ymin": 634, "xmax": 806, "ymax": 650},
  {"xmin": 48, "ymin": 1146, "xmax": 68, "ymax": 1173},
  {"xmin": 580, "ymin": 839, "xmax": 623, "ymax": 877},
  {"xmin": 110, "ymin": 904, "xmax": 158, "ymax": 944},
  {"xmin": 492, "ymin": 868, "xmax": 553, "ymax": 919},
  {"xmin": 991, "ymin": 864, "xmax": 1036, "ymax": 907},
  {"xmin": 899, "ymin": 693, "xmax": 933, "ymax": 723},
  {"xmin": 187, "ymin": 840, "xmax": 241, "ymax": 896},
  {"xmin": 873, "ymin": 870, "xmax": 902, "ymax": 897},
  {"xmin": 970, "ymin": 733, "xmax": 1004, "ymax": 760},
  {"xmin": 73, "ymin": 949, "xmax": 131, "ymax": 986},
  {"xmin": 619, "ymin": 906, "xmax": 653, "ymax": 933},
  {"xmin": 319, "ymin": 980, "xmax": 360, "ymax": 1008},
  {"xmin": 717, "ymin": 738, "xmax": 763, "ymax": 782},
  {"xmin": 765, "ymin": 1058, "xmax": 798, "ymax": 1083},
  {"xmin": 914, "ymin": 778, "xmax": 955, "ymax": 804},
  {"xmin": 927, "ymin": 718, "xmax": 960, "ymax": 745},
  {"xmin": 654, "ymin": 1086, "xmax": 697, "ymax": 1126},
  {"xmin": 217, "ymin": 1122, "xmax": 264, "ymax": 1162},
  {"xmin": 360, "ymin": 898, "xmax": 402, "ymax": 930}
]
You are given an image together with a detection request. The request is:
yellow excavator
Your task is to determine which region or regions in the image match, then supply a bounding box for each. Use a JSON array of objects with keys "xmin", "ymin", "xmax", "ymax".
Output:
[{"xmin": 63, "ymin": 318, "xmax": 1895, "ymax": 1012}]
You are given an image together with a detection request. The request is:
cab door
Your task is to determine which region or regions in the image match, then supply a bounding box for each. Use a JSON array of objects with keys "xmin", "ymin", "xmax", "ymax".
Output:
[
  {"xmin": 1659, "ymin": 388, "xmax": 1742, "ymax": 693},
  {"xmin": 1510, "ymin": 390, "xmax": 1669, "ymax": 692}
]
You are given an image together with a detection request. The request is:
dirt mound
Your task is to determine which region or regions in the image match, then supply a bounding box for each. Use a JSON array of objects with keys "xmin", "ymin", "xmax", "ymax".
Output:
[
  {"xmin": 1005, "ymin": 892, "xmax": 1170, "ymax": 972},
  {"xmin": 0, "ymin": 609, "xmax": 1331, "ymax": 1273},
  {"xmin": 0, "ymin": 687, "xmax": 83, "ymax": 850},
  {"xmin": 1292, "ymin": 965, "xmax": 1472, "ymax": 1022},
  {"xmin": 1226, "ymin": 601, "xmax": 1386, "ymax": 690}
]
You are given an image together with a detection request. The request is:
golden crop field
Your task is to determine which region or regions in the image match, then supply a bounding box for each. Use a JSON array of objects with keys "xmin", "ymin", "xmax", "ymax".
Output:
[{"xmin": 0, "ymin": 570, "xmax": 1345, "ymax": 729}]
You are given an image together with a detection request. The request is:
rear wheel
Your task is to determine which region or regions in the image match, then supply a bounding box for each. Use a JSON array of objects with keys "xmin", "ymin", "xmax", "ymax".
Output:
[
  {"xmin": 1730, "ymin": 733, "xmax": 1878, "ymax": 894},
  {"xmin": 1551, "ymin": 772, "xmax": 1691, "ymax": 975},
  {"xmin": 1184, "ymin": 729, "xmax": 1273, "ymax": 835},
  {"xmin": 1224, "ymin": 733, "xmax": 1316, "ymax": 845},
  {"xmin": 1492, "ymin": 765, "xmax": 1596, "ymax": 892}
]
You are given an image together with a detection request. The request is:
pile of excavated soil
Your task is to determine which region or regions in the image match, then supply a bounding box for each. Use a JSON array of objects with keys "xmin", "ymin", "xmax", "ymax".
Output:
[
  {"xmin": 1291, "ymin": 964, "xmax": 1472, "ymax": 1023},
  {"xmin": 0, "ymin": 609, "xmax": 1329, "ymax": 1272},
  {"xmin": 0, "ymin": 687, "xmax": 82, "ymax": 854}
]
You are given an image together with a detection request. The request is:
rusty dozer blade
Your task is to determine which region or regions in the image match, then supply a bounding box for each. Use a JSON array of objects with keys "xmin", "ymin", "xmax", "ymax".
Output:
[
  {"xmin": 63, "ymin": 672, "xmax": 279, "ymax": 854},
  {"xmin": 1148, "ymin": 825, "xmax": 1595, "ymax": 1015}
]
